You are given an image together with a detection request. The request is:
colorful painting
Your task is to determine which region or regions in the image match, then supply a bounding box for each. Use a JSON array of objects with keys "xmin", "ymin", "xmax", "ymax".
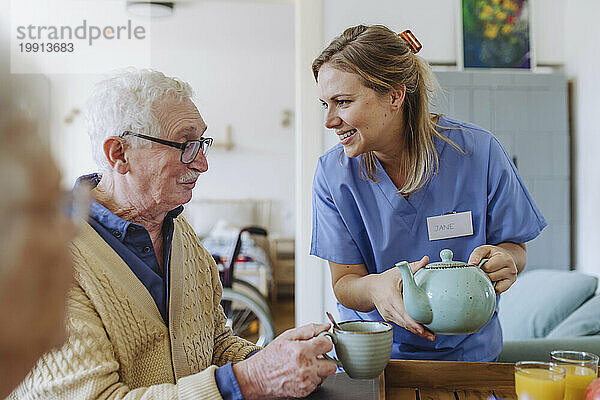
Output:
[{"xmin": 462, "ymin": 0, "xmax": 532, "ymax": 69}]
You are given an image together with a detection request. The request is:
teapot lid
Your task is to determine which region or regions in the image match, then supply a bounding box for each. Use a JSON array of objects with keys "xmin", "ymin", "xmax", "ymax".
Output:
[{"xmin": 426, "ymin": 249, "xmax": 469, "ymax": 269}]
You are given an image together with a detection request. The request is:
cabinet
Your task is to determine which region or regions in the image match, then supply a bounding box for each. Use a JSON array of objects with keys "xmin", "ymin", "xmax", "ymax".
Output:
[
  {"xmin": 269, "ymin": 237, "xmax": 295, "ymax": 300},
  {"xmin": 432, "ymin": 71, "xmax": 570, "ymax": 270}
]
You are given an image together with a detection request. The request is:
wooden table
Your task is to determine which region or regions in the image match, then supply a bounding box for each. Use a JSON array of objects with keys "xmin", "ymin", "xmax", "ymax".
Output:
[
  {"xmin": 380, "ymin": 360, "xmax": 516, "ymax": 399},
  {"xmin": 303, "ymin": 360, "xmax": 517, "ymax": 400}
]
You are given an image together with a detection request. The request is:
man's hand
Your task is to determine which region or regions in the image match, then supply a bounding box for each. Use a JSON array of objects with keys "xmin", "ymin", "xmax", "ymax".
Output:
[
  {"xmin": 233, "ymin": 323, "xmax": 338, "ymax": 399},
  {"xmin": 468, "ymin": 245, "xmax": 518, "ymax": 294},
  {"xmin": 369, "ymin": 256, "xmax": 435, "ymax": 341}
]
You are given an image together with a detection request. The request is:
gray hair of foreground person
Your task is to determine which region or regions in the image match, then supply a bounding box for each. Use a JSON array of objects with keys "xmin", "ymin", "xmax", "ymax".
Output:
[
  {"xmin": 85, "ymin": 69, "xmax": 194, "ymax": 172},
  {"xmin": 0, "ymin": 84, "xmax": 74, "ymax": 396},
  {"xmin": 0, "ymin": 119, "xmax": 39, "ymax": 277}
]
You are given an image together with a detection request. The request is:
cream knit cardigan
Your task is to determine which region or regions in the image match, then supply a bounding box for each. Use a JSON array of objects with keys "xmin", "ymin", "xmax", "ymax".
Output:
[{"xmin": 9, "ymin": 216, "xmax": 260, "ymax": 399}]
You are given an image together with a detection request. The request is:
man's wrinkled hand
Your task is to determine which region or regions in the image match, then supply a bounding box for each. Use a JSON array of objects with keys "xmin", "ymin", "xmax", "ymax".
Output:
[{"xmin": 234, "ymin": 323, "xmax": 338, "ymax": 399}]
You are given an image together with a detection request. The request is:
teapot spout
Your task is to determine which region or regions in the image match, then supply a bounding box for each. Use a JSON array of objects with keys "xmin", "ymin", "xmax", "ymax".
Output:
[{"xmin": 395, "ymin": 261, "xmax": 433, "ymax": 325}]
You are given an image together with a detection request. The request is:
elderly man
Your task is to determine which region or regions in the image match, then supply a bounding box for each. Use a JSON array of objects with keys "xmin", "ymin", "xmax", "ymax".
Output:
[{"xmin": 10, "ymin": 69, "xmax": 336, "ymax": 399}]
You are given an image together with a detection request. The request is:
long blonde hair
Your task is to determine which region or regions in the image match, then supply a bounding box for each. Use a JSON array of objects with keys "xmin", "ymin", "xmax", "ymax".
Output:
[{"xmin": 312, "ymin": 24, "xmax": 460, "ymax": 195}]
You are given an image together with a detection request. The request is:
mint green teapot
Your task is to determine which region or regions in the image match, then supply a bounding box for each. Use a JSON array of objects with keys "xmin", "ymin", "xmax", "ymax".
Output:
[{"xmin": 395, "ymin": 249, "xmax": 496, "ymax": 335}]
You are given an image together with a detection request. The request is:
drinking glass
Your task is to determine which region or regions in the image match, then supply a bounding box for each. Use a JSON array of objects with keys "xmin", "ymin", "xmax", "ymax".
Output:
[
  {"xmin": 551, "ymin": 350, "xmax": 599, "ymax": 400},
  {"xmin": 515, "ymin": 361, "xmax": 566, "ymax": 400}
]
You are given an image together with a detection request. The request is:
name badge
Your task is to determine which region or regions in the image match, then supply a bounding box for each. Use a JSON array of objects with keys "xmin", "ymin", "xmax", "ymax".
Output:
[{"xmin": 427, "ymin": 211, "xmax": 473, "ymax": 241}]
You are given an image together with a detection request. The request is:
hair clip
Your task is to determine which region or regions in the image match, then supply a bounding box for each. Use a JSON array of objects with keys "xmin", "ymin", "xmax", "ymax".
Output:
[{"xmin": 398, "ymin": 30, "xmax": 422, "ymax": 54}]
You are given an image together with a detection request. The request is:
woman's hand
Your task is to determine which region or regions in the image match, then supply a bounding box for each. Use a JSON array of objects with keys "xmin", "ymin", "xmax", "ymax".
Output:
[
  {"xmin": 369, "ymin": 256, "xmax": 435, "ymax": 341},
  {"xmin": 468, "ymin": 245, "xmax": 519, "ymax": 294}
]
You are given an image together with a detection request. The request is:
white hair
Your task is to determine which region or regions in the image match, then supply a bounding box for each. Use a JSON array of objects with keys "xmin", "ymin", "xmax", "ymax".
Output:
[{"xmin": 85, "ymin": 68, "xmax": 194, "ymax": 171}]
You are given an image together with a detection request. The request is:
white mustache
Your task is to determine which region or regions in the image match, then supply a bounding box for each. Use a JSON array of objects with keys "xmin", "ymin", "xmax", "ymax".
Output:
[{"xmin": 178, "ymin": 171, "xmax": 201, "ymax": 184}]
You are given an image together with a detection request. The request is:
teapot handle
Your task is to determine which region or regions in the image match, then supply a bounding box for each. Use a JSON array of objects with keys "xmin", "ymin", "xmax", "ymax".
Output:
[
  {"xmin": 475, "ymin": 258, "xmax": 498, "ymax": 288},
  {"xmin": 475, "ymin": 258, "xmax": 489, "ymax": 269}
]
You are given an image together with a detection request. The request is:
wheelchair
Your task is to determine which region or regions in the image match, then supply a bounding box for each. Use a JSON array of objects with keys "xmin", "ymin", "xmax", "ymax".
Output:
[{"xmin": 215, "ymin": 226, "xmax": 276, "ymax": 347}]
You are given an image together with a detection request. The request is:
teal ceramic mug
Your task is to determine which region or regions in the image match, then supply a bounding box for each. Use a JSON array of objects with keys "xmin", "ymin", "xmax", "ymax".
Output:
[{"xmin": 318, "ymin": 320, "xmax": 393, "ymax": 379}]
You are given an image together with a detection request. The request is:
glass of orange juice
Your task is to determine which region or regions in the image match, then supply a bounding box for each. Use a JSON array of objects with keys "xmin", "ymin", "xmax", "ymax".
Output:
[
  {"xmin": 551, "ymin": 350, "xmax": 599, "ymax": 400},
  {"xmin": 515, "ymin": 361, "xmax": 566, "ymax": 400}
]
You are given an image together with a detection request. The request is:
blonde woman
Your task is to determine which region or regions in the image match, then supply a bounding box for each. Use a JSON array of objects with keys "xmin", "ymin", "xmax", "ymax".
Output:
[{"xmin": 310, "ymin": 25, "xmax": 546, "ymax": 362}]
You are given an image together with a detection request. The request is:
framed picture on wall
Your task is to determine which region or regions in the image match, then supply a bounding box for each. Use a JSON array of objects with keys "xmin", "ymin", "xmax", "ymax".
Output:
[{"xmin": 458, "ymin": 0, "xmax": 534, "ymax": 69}]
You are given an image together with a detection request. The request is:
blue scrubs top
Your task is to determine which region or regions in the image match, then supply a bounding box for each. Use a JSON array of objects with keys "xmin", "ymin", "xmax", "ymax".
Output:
[{"xmin": 310, "ymin": 116, "xmax": 547, "ymax": 361}]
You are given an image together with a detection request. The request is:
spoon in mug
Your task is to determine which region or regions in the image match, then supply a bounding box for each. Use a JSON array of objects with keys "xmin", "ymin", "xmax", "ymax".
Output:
[{"xmin": 326, "ymin": 311, "xmax": 342, "ymax": 331}]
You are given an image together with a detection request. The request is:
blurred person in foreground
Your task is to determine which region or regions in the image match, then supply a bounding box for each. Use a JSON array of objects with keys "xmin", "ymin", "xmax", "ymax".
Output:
[
  {"xmin": 0, "ymin": 62, "xmax": 76, "ymax": 396},
  {"xmin": 9, "ymin": 68, "xmax": 336, "ymax": 400}
]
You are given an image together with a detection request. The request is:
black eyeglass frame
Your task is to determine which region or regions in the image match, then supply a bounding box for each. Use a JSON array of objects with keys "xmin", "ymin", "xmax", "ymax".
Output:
[{"xmin": 120, "ymin": 131, "xmax": 213, "ymax": 164}]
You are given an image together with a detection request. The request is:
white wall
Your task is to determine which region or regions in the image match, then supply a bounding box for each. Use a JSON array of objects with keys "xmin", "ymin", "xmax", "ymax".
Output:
[
  {"xmin": 294, "ymin": 0, "xmax": 329, "ymax": 327},
  {"xmin": 47, "ymin": 1, "xmax": 296, "ymax": 237},
  {"xmin": 322, "ymin": 0, "xmax": 564, "ymax": 66},
  {"xmin": 150, "ymin": 2, "xmax": 296, "ymax": 237},
  {"xmin": 564, "ymin": 0, "xmax": 600, "ymax": 278},
  {"xmin": 323, "ymin": 0, "xmax": 457, "ymax": 64}
]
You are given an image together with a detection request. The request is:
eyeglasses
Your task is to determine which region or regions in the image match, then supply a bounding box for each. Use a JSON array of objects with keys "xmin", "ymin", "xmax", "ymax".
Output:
[{"xmin": 120, "ymin": 131, "xmax": 213, "ymax": 164}]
